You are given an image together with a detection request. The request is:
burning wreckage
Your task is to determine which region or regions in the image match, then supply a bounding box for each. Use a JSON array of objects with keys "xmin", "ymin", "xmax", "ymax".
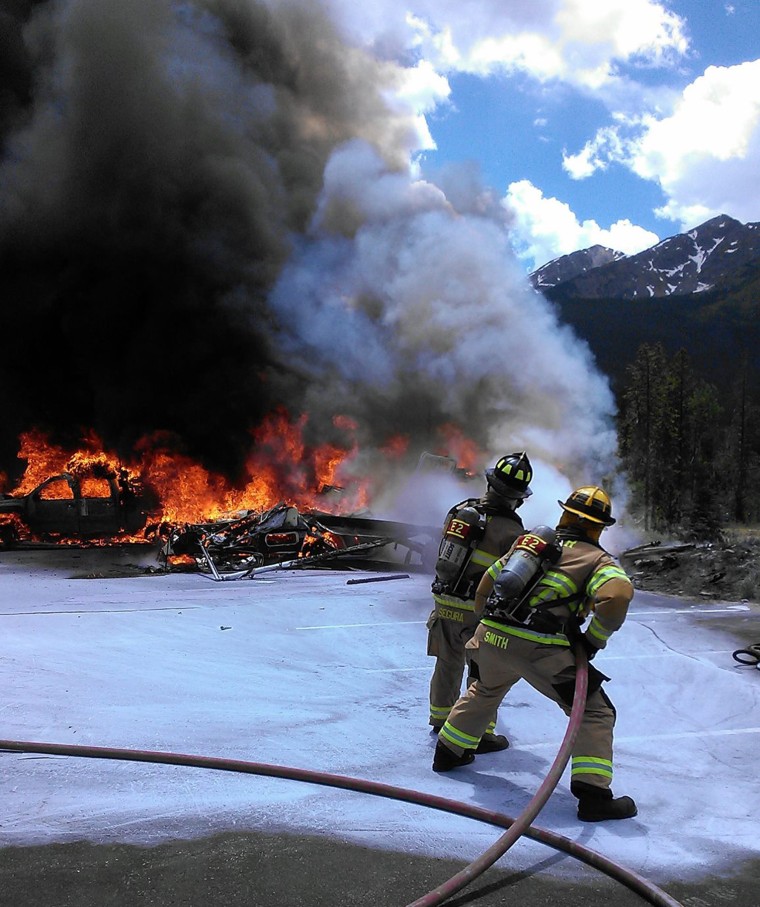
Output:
[
  {"xmin": 156, "ymin": 452, "xmax": 459, "ymax": 579},
  {"xmin": 0, "ymin": 456, "xmax": 445, "ymax": 580},
  {"xmin": 0, "ymin": 466, "xmax": 151, "ymax": 547},
  {"xmin": 155, "ymin": 504, "xmax": 438, "ymax": 581}
]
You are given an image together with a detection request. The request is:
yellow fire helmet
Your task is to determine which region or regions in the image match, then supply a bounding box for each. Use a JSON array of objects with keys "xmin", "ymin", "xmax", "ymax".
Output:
[{"xmin": 558, "ymin": 486, "xmax": 616, "ymax": 525}]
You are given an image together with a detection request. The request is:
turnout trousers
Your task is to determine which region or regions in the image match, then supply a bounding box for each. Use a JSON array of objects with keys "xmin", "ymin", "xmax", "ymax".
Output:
[
  {"xmin": 439, "ymin": 622, "xmax": 616, "ymax": 791},
  {"xmin": 426, "ymin": 604, "xmax": 497, "ymax": 733}
]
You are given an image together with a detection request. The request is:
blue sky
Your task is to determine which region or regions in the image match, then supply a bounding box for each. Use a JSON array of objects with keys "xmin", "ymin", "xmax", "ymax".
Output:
[{"xmin": 323, "ymin": 0, "xmax": 760, "ymax": 272}]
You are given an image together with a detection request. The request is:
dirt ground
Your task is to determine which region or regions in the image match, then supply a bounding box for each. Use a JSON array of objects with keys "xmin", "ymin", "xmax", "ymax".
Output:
[
  {"xmin": 2, "ymin": 832, "xmax": 759, "ymax": 907},
  {"xmin": 620, "ymin": 533, "xmax": 760, "ymax": 605}
]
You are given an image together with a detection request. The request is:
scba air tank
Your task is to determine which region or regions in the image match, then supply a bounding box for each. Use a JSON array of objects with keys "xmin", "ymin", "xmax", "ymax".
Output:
[
  {"xmin": 491, "ymin": 525, "xmax": 561, "ymax": 604},
  {"xmin": 434, "ymin": 506, "xmax": 483, "ymax": 584}
]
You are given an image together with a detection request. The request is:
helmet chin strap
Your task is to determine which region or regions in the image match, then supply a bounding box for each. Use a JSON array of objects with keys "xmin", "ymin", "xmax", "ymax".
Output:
[
  {"xmin": 557, "ymin": 511, "xmax": 604, "ymax": 542},
  {"xmin": 485, "ymin": 487, "xmax": 524, "ymax": 510}
]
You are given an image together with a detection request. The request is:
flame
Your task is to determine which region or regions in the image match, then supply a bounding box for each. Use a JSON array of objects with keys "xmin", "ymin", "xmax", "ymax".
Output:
[
  {"xmin": 13, "ymin": 428, "xmax": 84, "ymax": 493},
  {"xmin": 9, "ymin": 430, "xmax": 126, "ymax": 500},
  {"xmin": 3, "ymin": 410, "xmax": 402, "ymax": 532},
  {"xmin": 2, "ymin": 412, "xmax": 482, "ymax": 547},
  {"xmin": 380, "ymin": 434, "xmax": 410, "ymax": 459},
  {"xmin": 136, "ymin": 446, "xmax": 233, "ymax": 524},
  {"xmin": 230, "ymin": 409, "xmax": 370, "ymax": 515},
  {"xmin": 436, "ymin": 423, "xmax": 481, "ymax": 474}
]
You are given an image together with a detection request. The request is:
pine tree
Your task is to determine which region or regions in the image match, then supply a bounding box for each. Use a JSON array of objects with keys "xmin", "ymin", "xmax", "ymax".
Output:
[{"xmin": 619, "ymin": 343, "xmax": 725, "ymax": 537}]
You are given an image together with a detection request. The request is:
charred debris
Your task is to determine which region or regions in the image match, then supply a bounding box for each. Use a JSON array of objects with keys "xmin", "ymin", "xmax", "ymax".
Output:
[
  {"xmin": 153, "ymin": 451, "xmax": 455, "ymax": 580},
  {"xmin": 0, "ymin": 452, "xmax": 459, "ymax": 581},
  {"xmin": 153, "ymin": 502, "xmax": 438, "ymax": 581}
]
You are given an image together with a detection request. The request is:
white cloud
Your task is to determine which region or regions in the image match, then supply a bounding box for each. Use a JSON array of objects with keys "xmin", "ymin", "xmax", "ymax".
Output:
[
  {"xmin": 561, "ymin": 61, "xmax": 760, "ymax": 228},
  {"xmin": 562, "ymin": 125, "xmax": 628, "ymax": 178},
  {"xmin": 631, "ymin": 61, "xmax": 760, "ymax": 225},
  {"xmin": 555, "ymin": 0, "xmax": 688, "ymax": 67},
  {"xmin": 313, "ymin": 0, "xmax": 688, "ymax": 90},
  {"xmin": 503, "ymin": 179, "xmax": 659, "ymax": 270},
  {"xmin": 386, "ymin": 60, "xmax": 452, "ymax": 152},
  {"xmin": 391, "ymin": 59, "xmax": 451, "ymax": 117}
]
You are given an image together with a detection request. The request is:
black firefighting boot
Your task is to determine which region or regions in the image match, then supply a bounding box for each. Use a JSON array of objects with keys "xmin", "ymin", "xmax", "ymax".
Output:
[
  {"xmin": 572, "ymin": 780, "xmax": 638, "ymax": 822},
  {"xmin": 432, "ymin": 741, "xmax": 475, "ymax": 773},
  {"xmin": 475, "ymin": 733, "xmax": 510, "ymax": 754}
]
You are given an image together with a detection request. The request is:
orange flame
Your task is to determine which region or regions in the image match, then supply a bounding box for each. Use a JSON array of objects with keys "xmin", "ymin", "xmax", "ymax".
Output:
[
  {"xmin": 4, "ymin": 411, "xmax": 402, "ymax": 529},
  {"xmin": 436, "ymin": 423, "xmax": 482, "ymax": 474},
  {"xmin": 3, "ymin": 413, "xmax": 483, "ymax": 546},
  {"xmin": 381, "ymin": 434, "xmax": 410, "ymax": 459}
]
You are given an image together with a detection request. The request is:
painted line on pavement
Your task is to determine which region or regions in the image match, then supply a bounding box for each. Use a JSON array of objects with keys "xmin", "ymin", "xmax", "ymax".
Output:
[
  {"xmin": 520, "ymin": 726, "xmax": 760, "ymax": 750},
  {"xmin": 0, "ymin": 607, "xmax": 201, "ymax": 615},
  {"xmin": 632, "ymin": 606, "xmax": 750, "ymax": 616},
  {"xmin": 362, "ymin": 649, "xmax": 738, "ymax": 672},
  {"xmin": 599, "ymin": 649, "xmax": 735, "ymax": 660},
  {"xmin": 616, "ymin": 727, "xmax": 760, "ymax": 742},
  {"xmin": 297, "ymin": 605, "xmax": 749, "ymax": 631},
  {"xmin": 296, "ymin": 620, "xmax": 426, "ymax": 630}
]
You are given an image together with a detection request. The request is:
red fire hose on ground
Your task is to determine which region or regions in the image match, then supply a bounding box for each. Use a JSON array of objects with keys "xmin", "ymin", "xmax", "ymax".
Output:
[{"xmin": 0, "ymin": 644, "xmax": 684, "ymax": 907}]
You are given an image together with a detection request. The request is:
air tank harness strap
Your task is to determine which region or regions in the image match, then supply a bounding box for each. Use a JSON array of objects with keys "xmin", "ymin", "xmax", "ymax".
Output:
[{"xmin": 484, "ymin": 593, "xmax": 582, "ymax": 635}]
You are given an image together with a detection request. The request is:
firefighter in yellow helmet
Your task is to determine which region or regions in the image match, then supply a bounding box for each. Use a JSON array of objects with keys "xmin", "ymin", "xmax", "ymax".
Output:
[
  {"xmin": 426, "ymin": 452, "xmax": 533, "ymax": 754},
  {"xmin": 432, "ymin": 485, "xmax": 638, "ymax": 823}
]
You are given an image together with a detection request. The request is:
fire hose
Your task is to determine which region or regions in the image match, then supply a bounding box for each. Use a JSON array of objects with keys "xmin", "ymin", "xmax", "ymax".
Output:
[
  {"xmin": 405, "ymin": 639, "xmax": 590, "ymax": 906},
  {"xmin": 732, "ymin": 643, "xmax": 760, "ymax": 668},
  {"xmin": 0, "ymin": 642, "xmax": 684, "ymax": 907}
]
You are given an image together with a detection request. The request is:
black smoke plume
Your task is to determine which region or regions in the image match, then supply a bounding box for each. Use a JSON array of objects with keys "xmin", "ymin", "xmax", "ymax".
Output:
[
  {"xmin": 0, "ymin": 0, "xmax": 406, "ymax": 477},
  {"xmin": 0, "ymin": 0, "xmax": 618, "ymax": 506}
]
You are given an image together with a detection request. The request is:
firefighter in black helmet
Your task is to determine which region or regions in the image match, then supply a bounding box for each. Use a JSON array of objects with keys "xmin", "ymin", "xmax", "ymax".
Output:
[
  {"xmin": 485, "ymin": 453, "xmax": 534, "ymax": 500},
  {"xmin": 426, "ymin": 452, "xmax": 533, "ymax": 754},
  {"xmin": 432, "ymin": 484, "xmax": 638, "ymax": 823}
]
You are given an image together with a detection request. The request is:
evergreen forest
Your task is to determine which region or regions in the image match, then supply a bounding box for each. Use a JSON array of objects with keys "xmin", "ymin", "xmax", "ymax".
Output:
[{"xmin": 616, "ymin": 342, "xmax": 760, "ymax": 538}]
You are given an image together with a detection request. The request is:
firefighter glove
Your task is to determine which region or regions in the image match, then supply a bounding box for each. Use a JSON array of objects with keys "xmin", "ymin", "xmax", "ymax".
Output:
[{"xmin": 581, "ymin": 634, "xmax": 599, "ymax": 661}]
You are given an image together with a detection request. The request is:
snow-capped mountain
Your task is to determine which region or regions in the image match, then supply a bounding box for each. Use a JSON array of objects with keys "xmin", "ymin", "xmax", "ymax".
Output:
[
  {"xmin": 530, "ymin": 245, "xmax": 626, "ymax": 290},
  {"xmin": 531, "ymin": 215, "xmax": 760, "ymax": 300}
]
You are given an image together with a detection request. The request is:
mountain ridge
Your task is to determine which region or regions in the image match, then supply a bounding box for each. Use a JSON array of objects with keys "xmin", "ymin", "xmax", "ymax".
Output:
[
  {"xmin": 531, "ymin": 244, "xmax": 625, "ymax": 290},
  {"xmin": 530, "ymin": 214, "xmax": 760, "ymax": 301},
  {"xmin": 528, "ymin": 215, "xmax": 760, "ymax": 392}
]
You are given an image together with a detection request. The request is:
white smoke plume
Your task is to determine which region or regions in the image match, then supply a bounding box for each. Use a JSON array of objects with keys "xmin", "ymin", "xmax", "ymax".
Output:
[
  {"xmin": 268, "ymin": 136, "xmax": 618, "ymax": 510},
  {"xmin": 0, "ymin": 0, "xmax": 623, "ymax": 524}
]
